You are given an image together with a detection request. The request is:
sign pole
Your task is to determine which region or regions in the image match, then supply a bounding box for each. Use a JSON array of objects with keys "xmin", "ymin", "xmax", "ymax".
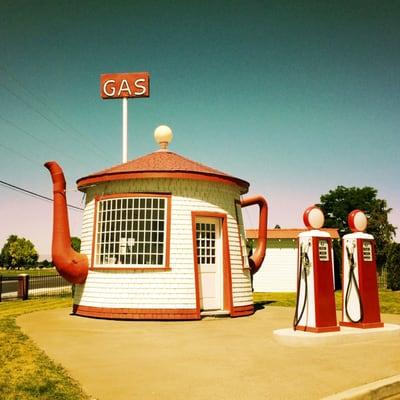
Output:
[
  {"xmin": 122, "ymin": 97, "xmax": 128, "ymax": 163},
  {"xmin": 100, "ymin": 71, "xmax": 150, "ymax": 163}
]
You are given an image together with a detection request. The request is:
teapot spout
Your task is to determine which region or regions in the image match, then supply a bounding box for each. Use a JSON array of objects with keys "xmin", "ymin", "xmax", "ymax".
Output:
[{"xmin": 44, "ymin": 161, "xmax": 88, "ymax": 284}]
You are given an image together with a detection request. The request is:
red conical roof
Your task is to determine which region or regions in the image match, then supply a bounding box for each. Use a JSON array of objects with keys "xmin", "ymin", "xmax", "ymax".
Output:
[{"xmin": 77, "ymin": 150, "xmax": 249, "ymax": 193}]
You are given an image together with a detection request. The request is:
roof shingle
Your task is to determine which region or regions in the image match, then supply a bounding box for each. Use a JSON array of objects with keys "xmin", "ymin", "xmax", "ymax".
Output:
[{"xmin": 77, "ymin": 150, "xmax": 249, "ymax": 192}]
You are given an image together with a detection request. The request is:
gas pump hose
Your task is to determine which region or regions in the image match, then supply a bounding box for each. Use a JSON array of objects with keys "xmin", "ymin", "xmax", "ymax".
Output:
[
  {"xmin": 344, "ymin": 246, "xmax": 363, "ymax": 323},
  {"xmin": 293, "ymin": 246, "xmax": 310, "ymax": 329}
]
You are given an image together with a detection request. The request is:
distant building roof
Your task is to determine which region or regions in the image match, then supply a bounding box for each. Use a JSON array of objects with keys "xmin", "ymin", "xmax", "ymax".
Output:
[
  {"xmin": 77, "ymin": 150, "xmax": 249, "ymax": 193},
  {"xmin": 245, "ymin": 228, "xmax": 340, "ymax": 239}
]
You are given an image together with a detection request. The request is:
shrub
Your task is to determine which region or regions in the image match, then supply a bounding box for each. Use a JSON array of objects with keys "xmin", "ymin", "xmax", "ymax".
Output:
[{"xmin": 386, "ymin": 242, "xmax": 400, "ymax": 290}]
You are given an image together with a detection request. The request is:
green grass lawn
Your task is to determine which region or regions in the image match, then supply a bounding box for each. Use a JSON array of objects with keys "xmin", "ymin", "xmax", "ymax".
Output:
[
  {"xmin": 0, "ymin": 268, "xmax": 58, "ymax": 278},
  {"xmin": 0, "ymin": 297, "xmax": 90, "ymax": 400},
  {"xmin": 254, "ymin": 289, "xmax": 400, "ymax": 314}
]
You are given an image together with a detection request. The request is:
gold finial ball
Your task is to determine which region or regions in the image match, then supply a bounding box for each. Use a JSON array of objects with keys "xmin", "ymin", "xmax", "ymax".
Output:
[{"xmin": 154, "ymin": 125, "xmax": 173, "ymax": 149}]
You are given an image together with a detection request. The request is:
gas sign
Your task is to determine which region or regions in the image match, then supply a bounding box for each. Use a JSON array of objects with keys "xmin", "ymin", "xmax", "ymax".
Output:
[{"xmin": 100, "ymin": 72, "xmax": 150, "ymax": 99}]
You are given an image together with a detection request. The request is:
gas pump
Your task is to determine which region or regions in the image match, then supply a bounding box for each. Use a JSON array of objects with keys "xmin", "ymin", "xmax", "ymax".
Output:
[
  {"xmin": 340, "ymin": 210, "xmax": 384, "ymax": 329},
  {"xmin": 293, "ymin": 206, "xmax": 340, "ymax": 333}
]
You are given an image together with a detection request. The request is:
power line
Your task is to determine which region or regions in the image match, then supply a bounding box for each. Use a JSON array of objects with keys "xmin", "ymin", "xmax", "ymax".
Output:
[
  {"xmin": 0, "ymin": 142, "xmax": 41, "ymax": 167},
  {"xmin": 0, "ymin": 114, "xmax": 92, "ymax": 167},
  {"xmin": 0, "ymin": 63, "xmax": 114, "ymax": 160},
  {"xmin": 0, "ymin": 180, "xmax": 84, "ymax": 211},
  {"xmin": 0, "ymin": 142, "xmax": 80, "ymax": 186},
  {"xmin": 0, "ymin": 71, "xmax": 113, "ymax": 163}
]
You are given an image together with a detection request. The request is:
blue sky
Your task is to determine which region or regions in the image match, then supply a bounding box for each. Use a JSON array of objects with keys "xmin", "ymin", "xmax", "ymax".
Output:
[{"xmin": 0, "ymin": 1, "xmax": 399, "ymax": 257}]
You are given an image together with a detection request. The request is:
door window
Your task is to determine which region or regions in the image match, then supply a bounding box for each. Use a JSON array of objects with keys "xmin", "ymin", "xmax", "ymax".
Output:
[{"xmin": 196, "ymin": 222, "xmax": 216, "ymax": 265}]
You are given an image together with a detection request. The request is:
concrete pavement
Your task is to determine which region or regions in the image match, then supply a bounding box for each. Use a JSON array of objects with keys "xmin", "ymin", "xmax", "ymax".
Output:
[{"xmin": 17, "ymin": 306, "xmax": 400, "ymax": 400}]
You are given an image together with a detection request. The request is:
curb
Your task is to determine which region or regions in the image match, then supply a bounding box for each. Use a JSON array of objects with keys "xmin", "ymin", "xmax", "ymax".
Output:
[
  {"xmin": 273, "ymin": 324, "xmax": 400, "ymax": 347},
  {"xmin": 322, "ymin": 375, "xmax": 400, "ymax": 400}
]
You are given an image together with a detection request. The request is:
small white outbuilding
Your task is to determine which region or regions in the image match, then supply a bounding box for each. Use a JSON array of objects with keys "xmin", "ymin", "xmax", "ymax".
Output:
[{"xmin": 247, "ymin": 228, "xmax": 339, "ymax": 292}]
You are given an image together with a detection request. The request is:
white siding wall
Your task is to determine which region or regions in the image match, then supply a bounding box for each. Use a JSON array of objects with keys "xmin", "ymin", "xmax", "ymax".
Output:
[
  {"xmin": 253, "ymin": 246, "xmax": 298, "ymax": 292},
  {"xmin": 76, "ymin": 178, "xmax": 253, "ymax": 309}
]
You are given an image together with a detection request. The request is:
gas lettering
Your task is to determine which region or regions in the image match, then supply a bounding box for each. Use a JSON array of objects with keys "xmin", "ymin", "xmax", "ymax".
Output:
[
  {"xmin": 103, "ymin": 80, "xmax": 116, "ymax": 97},
  {"xmin": 100, "ymin": 72, "xmax": 150, "ymax": 99},
  {"xmin": 134, "ymin": 78, "xmax": 146, "ymax": 95}
]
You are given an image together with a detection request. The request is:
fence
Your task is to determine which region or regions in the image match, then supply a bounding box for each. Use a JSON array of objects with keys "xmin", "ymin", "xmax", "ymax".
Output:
[
  {"xmin": 378, "ymin": 267, "xmax": 388, "ymax": 289},
  {"xmin": 0, "ymin": 271, "xmax": 72, "ymax": 302}
]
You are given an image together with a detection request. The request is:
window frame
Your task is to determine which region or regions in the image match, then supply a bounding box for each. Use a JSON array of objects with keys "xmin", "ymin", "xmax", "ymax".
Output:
[{"xmin": 91, "ymin": 193, "xmax": 171, "ymax": 271}]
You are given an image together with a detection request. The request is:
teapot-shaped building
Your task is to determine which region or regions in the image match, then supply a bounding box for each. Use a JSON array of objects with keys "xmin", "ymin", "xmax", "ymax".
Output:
[{"xmin": 46, "ymin": 127, "xmax": 268, "ymax": 320}]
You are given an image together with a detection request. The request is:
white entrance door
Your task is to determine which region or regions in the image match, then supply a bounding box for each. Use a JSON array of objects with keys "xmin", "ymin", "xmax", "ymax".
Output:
[{"xmin": 195, "ymin": 217, "xmax": 223, "ymax": 310}]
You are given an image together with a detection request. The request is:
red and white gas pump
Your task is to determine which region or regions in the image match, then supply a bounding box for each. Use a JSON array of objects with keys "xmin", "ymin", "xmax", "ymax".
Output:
[
  {"xmin": 293, "ymin": 206, "xmax": 340, "ymax": 333},
  {"xmin": 340, "ymin": 210, "xmax": 384, "ymax": 329}
]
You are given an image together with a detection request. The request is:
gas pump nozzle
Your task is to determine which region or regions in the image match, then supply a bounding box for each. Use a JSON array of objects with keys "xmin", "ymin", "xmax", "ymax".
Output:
[
  {"xmin": 293, "ymin": 242, "xmax": 310, "ymax": 329},
  {"xmin": 344, "ymin": 244, "xmax": 363, "ymax": 324}
]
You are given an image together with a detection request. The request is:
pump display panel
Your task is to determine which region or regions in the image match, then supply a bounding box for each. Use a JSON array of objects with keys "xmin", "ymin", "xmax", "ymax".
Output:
[
  {"xmin": 362, "ymin": 241, "xmax": 373, "ymax": 262},
  {"xmin": 318, "ymin": 240, "xmax": 329, "ymax": 261}
]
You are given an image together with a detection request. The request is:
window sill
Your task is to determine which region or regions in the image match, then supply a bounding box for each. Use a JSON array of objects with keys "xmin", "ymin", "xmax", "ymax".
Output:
[{"xmin": 90, "ymin": 266, "xmax": 171, "ymax": 272}]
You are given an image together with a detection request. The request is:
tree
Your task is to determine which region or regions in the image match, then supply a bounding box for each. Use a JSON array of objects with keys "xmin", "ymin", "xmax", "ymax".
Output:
[
  {"xmin": 71, "ymin": 237, "xmax": 81, "ymax": 253},
  {"xmin": 386, "ymin": 243, "xmax": 400, "ymax": 291},
  {"xmin": 0, "ymin": 235, "xmax": 39, "ymax": 269},
  {"xmin": 318, "ymin": 186, "xmax": 396, "ymax": 271},
  {"xmin": 0, "ymin": 234, "xmax": 18, "ymax": 267},
  {"xmin": 37, "ymin": 259, "xmax": 54, "ymax": 269}
]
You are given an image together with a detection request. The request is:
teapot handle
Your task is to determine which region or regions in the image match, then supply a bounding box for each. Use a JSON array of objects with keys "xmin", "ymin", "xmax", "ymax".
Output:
[{"xmin": 240, "ymin": 195, "xmax": 268, "ymax": 274}]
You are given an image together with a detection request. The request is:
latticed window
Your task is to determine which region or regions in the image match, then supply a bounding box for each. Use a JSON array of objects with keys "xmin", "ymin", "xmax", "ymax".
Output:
[
  {"xmin": 196, "ymin": 222, "xmax": 216, "ymax": 265},
  {"xmin": 95, "ymin": 196, "xmax": 167, "ymax": 267}
]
